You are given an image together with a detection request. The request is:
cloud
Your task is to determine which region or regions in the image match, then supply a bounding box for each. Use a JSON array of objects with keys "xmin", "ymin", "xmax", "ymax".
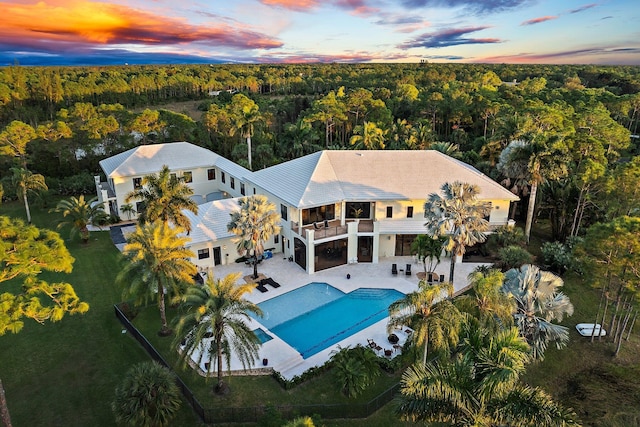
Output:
[
  {"xmin": 374, "ymin": 13, "xmax": 430, "ymax": 33},
  {"xmin": 399, "ymin": 26, "xmax": 502, "ymax": 49},
  {"xmin": 520, "ymin": 15, "xmax": 558, "ymax": 26},
  {"xmin": 257, "ymin": 0, "xmax": 320, "ymax": 12},
  {"xmin": 400, "ymin": 0, "xmax": 531, "ymax": 13},
  {"xmin": 424, "ymin": 54, "xmax": 465, "ymax": 60},
  {"xmin": 333, "ymin": 0, "xmax": 379, "ymax": 16},
  {"xmin": 0, "ymin": 0, "xmax": 282, "ymax": 53},
  {"xmin": 473, "ymin": 46, "xmax": 640, "ymax": 65},
  {"xmin": 569, "ymin": 3, "xmax": 598, "ymax": 13}
]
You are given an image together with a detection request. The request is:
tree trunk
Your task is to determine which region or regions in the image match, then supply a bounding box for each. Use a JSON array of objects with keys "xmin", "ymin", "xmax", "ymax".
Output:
[
  {"xmin": 246, "ymin": 135, "xmax": 252, "ymax": 170},
  {"xmin": 22, "ymin": 191, "xmax": 31, "ymax": 224},
  {"xmin": 0, "ymin": 379, "xmax": 12, "ymax": 427},
  {"xmin": 157, "ymin": 284, "xmax": 171, "ymax": 336},
  {"xmin": 423, "ymin": 325, "xmax": 429, "ymax": 366},
  {"xmin": 524, "ymin": 181, "xmax": 538, "ymax": 243},
  {"xmin": 253, "ymin": 260, "xmax": 259, "ymax": 280},
  {"xmin": 449, "ymin": 254, "xmax": 456, "ymax": 284}
]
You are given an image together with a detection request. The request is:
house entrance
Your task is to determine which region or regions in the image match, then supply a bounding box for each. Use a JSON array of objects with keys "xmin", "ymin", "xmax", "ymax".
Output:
[
  {"xmin": 395, "ymin": 234, "xmax": 417, "ymax": 256},
  {"xmin": 358, "ymin": 236, "xmax": 373, "ymax": 262},
  {"xmin": 315, "ymin": 239, "xmax": 347, "ymax": 271}
]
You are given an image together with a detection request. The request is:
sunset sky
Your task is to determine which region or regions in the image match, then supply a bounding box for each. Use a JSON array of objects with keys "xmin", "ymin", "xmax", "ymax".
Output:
[{"xmin": 1, "ymin": 0, "xmax": 638, "ymax": 66}]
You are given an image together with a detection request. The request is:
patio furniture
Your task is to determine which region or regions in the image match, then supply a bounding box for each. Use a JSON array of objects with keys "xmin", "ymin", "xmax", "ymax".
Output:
[
  {"xmin": 255, "ymin": 282, "xmax": 268, "ymax": 293},
  {"xmin": 324, "ymin": 219, "xmax": 329, "ymax": 228},
  {"xmin": 405, "ymin": 264, "xmax": 412, "ymax": 276},
  {"xmin": 313, "ymin": 222, "xmax": 322, "ymax": 229},
  {"xmin": 384, "ymin": 349, "xmax": 393, "ymax": 357},
  {"xmin": 265, "ymin": 277, "xmax": 281, "ymax": 288},
  {"xmin": 391, "ymin": 263, "xmax": 398, "ymax": 275},
  {"xmin": 440, "ymin": 274, "xmax": 445, "ymax": 282},
  {"xmin": 388, "ymin": 333, "xmax": 399, "ymax": 344}
]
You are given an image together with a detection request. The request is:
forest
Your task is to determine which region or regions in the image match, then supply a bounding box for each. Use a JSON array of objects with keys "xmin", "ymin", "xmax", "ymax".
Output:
[{"xmin": 1, "ymin": 62, "xmax": 639, "ymax": 244}]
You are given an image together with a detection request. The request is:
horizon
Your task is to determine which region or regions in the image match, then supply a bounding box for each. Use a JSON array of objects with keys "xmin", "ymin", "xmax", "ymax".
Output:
[{"xmin": 1, "ymin": 0, "xmax": 639, "ymax": 67}]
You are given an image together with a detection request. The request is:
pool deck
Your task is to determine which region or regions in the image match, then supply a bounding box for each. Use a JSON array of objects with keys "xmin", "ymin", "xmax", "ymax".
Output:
[{"xmin": 195, "ymin": 255, "xmax": 488, "ymax": 380}]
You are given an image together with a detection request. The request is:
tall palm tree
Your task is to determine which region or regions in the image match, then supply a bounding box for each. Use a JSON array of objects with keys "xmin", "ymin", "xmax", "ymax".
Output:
[
  {"xmin": 498, "ymin": 138, "xmax": 569, "ymax": 242},
  {"xmin": 388, "ymin": 281, "xmax": 460, "ymax": 365},
  {"xmin": 501, "ymin": 264, "xmax": 574, "ymax": 361},
  {"xmin": 118, "ymin": 221, "xmax": 196, "ymax": 336},
  {"xmin": 10, "ymin": 167, "xmax": 47, "ymax": 224},
  {"xmin": 396, "ymin": 324, "xmax": 579, "ymax": 426},
  {"xmin": 51, "ymin": 195, "xmax": 108, "ymax": 243},
  {"xmin": 173, "ymin": 272, "xmax": 262, "ymax": 394},
  {"xmin": 111, "ymin": 361, "xmax": 181, "ymax": 427},
  {"xmin": 424, "ymin": 181, "xmax": 492, "ymax": 283},
  {"xmin": 125, "ymin": 165, "xmax": 198, "ymax": 234},
  {"xmin": 228, "ymin": 94, "xmax": 263, "ymax": 170},
  {"xmin": 455, "ymin": 267, "xmax": 515, "ymax": 331},
  {"xmin": 227, "ymin": 195, "xmax": 281, "ymax": 279}
]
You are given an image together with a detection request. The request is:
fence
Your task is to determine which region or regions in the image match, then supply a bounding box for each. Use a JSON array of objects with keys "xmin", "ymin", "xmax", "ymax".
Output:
[{"xmin": 114, "ymin": 304, "xmax": 400, "ymax": 424}]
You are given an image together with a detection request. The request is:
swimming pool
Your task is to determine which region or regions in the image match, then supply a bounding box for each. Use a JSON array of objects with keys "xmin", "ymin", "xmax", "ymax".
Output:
[{"xmin": 252, "ymin": 282, "xmax": 404, "ymax": 359}]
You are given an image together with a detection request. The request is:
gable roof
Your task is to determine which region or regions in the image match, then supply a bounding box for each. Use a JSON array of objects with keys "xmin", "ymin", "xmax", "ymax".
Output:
[
  {"xmin": 182, "ymin": 198, "xmax": 238, "ymax": 246},
  {"xmin": 250, "ymin": 150, "xmax": 518, "ymax": 208},
  {"xmin": 99, "ymin": 142, "xmax": 249, "ymax": 179}
]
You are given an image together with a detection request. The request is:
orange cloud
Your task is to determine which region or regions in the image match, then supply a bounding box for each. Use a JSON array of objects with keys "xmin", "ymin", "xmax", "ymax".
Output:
[
  {"xmin": 520, "ymin": 15, "xmax": 558, "ymax": 26},
  {"xmin": 0, "ymin": 0, "xmax": 282, "ymax": 50},
  {"xmin": 258, "ymin": 0, "xmax": 320, "ymax": 11}
]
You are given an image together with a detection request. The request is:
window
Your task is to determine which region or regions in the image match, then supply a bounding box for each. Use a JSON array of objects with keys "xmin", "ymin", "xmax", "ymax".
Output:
[
  {"xmin": 346, "ymin": 202, "xmax": 370, "ymax": 219},
  {"xmin": 240, "ymin": 183, "xmax": 245, "ymax": 195},
  {"xmin": 274, "ymin": 235, "xmax": 279, "ymax": 244},
  {"xmin": 253, "ymin": 188, "xmax": 256, "ymax": 195},
  {"xmin": 386, "ymin": 206, "xmax": 393, "ymax": 218},
  {"xmin": 170, "ymin": 173, "xmax": 177, "ymax": 181},
  {"xmin": 221, "ymin": 172, "xmax": 226, "ymax": 183},
  {"xmin": 484, "ymin": 202, "xmax": 492, "ymax": 221},
  {"xmin": 407, "ymin": 206, "xmax": 413, "ymax": 218},
  {"xmin": 133, "ymin": 177, "xmax": 142, "ymax": 189},
  {"xmin": 207, "ymin": 168, "xmax": 216, "ymax": 180},
  {"xmin": 183, "ymin": 171, "xmax": 193, "ymax": 183},
  {"xmin": 280, "ymin": 204, "xmax": 288, "ymax": 221},
  {"xmin": 198, "ymin": 248, "xmax": 210, "ymax": 260},
  {"xmin": 230, "ymin": 177, "xmax": 235, "ymax": 189},
  {"xmin": 135, "ymin": 202, "xmax": 146, "ymax": 215}
]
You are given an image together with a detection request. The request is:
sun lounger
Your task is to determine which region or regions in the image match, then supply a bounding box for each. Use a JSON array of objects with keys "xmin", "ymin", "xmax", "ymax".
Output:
[
  {"xmin": 255, "ymin": 282, "xmax": 268, "ymax": 293},
  {"xmin": 391, "ymin": 263, "xmax": 398, "ymax": 275},
  {"xmin": 265, "ymin": 277, "xmax": 280, "ymax": 288},
  {"xmin": 405, "ymin": 264, "xmax": 412, "ymax": 276}
]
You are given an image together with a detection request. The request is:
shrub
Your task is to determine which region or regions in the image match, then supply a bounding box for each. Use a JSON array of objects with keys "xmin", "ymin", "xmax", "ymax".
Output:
[
  {"xmin": 497, "ymin": 245, "xmax": 534, "ymax": 271},
  {"xmin": 543, "ymin": 237, "xmax": 582, "ymax": 274}
]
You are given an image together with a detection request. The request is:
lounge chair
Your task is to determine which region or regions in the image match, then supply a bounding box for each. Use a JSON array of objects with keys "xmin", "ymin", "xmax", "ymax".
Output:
[
  {"xmin": 391, "ymin": 263, "xmax": 398, "ymax": 275},
  {"xmin": 313, "ymin": 222, "xmax": 321, "ymax": 229},
  {"xmin": 265, "ymin": 277, "xmax": 281, "ymax": 288},
  {"xmin": 440, "ymin": 274, "xmax": 445, "ymax": 282},
  {"xmin": 324, "ymin": 219, "xmax": 329, "ymax": 228},
  {"xmin": 255, "ymin": 282, "xmax": 268, "ymax": 293},
  {"xmin": 367, "ymin": 339, "xmax": 382, "ymax": 352},
  {"xmin": 405, "ymin": 264, "xmax": 412, "ymax": 276}
]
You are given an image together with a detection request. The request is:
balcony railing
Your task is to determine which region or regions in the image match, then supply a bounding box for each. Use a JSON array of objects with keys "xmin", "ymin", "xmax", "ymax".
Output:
[{"xmin": 289, "ymin": 219, "xmax": 374, "ymax": 239}]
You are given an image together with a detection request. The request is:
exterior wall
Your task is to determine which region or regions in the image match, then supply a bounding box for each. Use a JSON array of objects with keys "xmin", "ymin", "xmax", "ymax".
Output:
[
  {"xmin": 378, "ymin": 234, "xmax": 397, "ymax": 258},
  {"xmin": 375, "ymin": 199, "xmax": 424, "ymax": 221},
  {"xmin": 488, "ymin": 200, "xmax": 511, "ymax": 225}
]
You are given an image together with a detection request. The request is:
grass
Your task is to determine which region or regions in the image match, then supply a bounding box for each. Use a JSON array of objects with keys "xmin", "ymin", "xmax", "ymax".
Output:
[{"xmin": 2, "ymin": 203, "xmax": 640, "ymax": 427}]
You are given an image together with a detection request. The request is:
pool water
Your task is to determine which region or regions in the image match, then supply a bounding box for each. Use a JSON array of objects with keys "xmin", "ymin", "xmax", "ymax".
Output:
[
  {"xmin": 252, "ymin": 283, "xmax": 404, "ymax": 359},
  {"xmin": 252, "ymin": 328, "xmax": 273, "ymax": 344}
]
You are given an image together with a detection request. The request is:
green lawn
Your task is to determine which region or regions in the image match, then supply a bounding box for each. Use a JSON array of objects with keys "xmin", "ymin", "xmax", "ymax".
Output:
[{"xmin": 2, "ymin": 202, "xmax": 640, "ymax": 427}]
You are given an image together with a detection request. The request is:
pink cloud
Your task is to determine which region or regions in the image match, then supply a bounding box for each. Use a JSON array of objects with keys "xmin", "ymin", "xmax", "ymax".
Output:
[{"xmin": 520, "ymin": 15, "xmax": 558, "ymax": 26}]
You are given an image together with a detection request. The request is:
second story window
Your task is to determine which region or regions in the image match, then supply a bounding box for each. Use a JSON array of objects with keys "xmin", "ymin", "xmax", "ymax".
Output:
[
  {"xmin": 240, "ymin": 183, "xmax": 245, "ymax": 195},
  {"xmin": 230, "ymin": 177, "xmax": 235, "ymax": 189},
  {"xmin": 183, "ymin": 171, "xmax": 193, "ymax": 183},
  {"xmin": 407, "ymin": 206, "xmax": 414, "ymax": 218},
  {"xmin": 221, "ymin": 172, "xmax": 226, "ymax": 184},
  {"xmin": 207, "ymin": 168, "xmax": 216, "ymax": 180},
  {"xmin": 133, "ymin": 177, "xmax": 142, "ymax": 189},
  {"xmin": 281, "ymin": 204, "xmax": 288, "ymax": 221},
  {"xmin": 386, "ymin": 206, "xmax": 393, "ymax": 218}
]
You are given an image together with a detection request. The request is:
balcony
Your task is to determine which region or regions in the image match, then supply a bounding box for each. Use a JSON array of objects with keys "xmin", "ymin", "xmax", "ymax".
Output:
[{"xmin": 290, "ymin": 219, "xmax": 374, "ymax": 240}]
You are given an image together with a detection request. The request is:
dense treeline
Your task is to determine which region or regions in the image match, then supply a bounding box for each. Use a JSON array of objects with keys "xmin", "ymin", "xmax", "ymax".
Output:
[{"xmin": 1, "ymin": 63, "xmax": 639, "ymax": 242}]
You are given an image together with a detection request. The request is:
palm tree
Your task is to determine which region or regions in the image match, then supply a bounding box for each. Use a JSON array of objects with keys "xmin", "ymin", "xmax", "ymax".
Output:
[
  {"xmin": 424, "ymin": 181, "xmax": 492, "ymax": 283},
  {"xmin": 119, "ymin": 203, "xmax": 136, "ymax": 221},
  {"xmin": 173, "ymin": 272, "xmax": 262, "ymax": 394},
  {"xmin": 349, "ymin": 121, "xmax": 385, "ymax": 150},
  {"xmin": 498, "ymin": 139, "xmax": 569, "ymax": 242},
  {"xmin": 329, "ymin": 345, "xmax": 380, "ymax": 398},
  {"xmin": 125, "ymin": 165, "xmax": 198, "ymax": 234},
  {"xmin": 411, "ymin": 234, "xmax": 445, "ymax": 278},
  {"xmin": 111, "ymin": 361, "xmax": 181, "ymax": 427},
  {"xmin": 501, "ymin": 264, "xmax": 574, "ymax": 360},
  {"xmin": 118, "ymin": 221, "xmax": 196, "ymax": 336},
  {"xmin": 396, "ymin": 324, "xmax": 579, "ymax": 426},
  {"xmin": 455, "ymin": 268, "xmax": 515, "ymax": 330},
  {"xmin": 51, "ymin": 195, "xmax": 108, "ymax": 243},
  {"xmin": 388, "ymin": 281, "xmax": 460, "ymax": 365},
  {"xmin": 10, "ymin": 167, "xmax": 47, "ymax": 224},
  {"xmin": 227, "ymin": 195, "xmax": 281, "ymax": 279},
  {"xmin": 228, "ymin": 94, "xmax": 263, "ymax": 170}
]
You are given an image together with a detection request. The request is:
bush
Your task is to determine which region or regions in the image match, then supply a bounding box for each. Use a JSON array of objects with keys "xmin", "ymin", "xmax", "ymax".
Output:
[
  {"xmin": 497, "ymin": 245, "xmax": 534, "ymax": 271},
  {"xmin": 542, "ymin": 237, "xmax": 582, "ymax": 274}
]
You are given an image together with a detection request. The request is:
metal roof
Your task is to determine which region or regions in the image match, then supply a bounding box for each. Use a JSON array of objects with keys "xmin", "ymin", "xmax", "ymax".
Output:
[{"xmin": 182, "ymin": 198, "xmax": 240, "ymax": 246}]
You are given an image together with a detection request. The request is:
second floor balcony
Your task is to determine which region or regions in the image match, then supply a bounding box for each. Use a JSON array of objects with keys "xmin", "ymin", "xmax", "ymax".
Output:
[{"xmin": 290, "ymin": 219, "xmax": 374, "ymax": 240}]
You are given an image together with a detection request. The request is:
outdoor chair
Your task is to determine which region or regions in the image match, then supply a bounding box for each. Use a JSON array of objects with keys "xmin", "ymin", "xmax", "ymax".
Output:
[
  {"xmin": 256, "ymin": 282, "xmax": 268, "ymax": 293},
  {"xmin": 405, "ymin": 264, "xmax": 412, "ymax": 276},
  {"xmin": 324, "ymin": 219, "xmax": 329, "ymax": 228},
  {"xmin": 265, "ymin": 277, "xmax": 281, "ymax": 288},
  {"xmin": 392, "ymin": 263, "xmax": 398, "ymax": 275}
]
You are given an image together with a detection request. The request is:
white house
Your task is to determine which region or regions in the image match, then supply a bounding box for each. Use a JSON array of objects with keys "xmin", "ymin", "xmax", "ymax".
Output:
[{"xmin": 97, "ymin": 143, "xmax": 518, "ymax": 274}]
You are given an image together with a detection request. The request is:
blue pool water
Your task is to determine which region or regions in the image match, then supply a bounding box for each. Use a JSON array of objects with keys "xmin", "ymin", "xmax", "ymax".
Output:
[
  {"xmin": 252, "ymin": 282, "xmax": 403, "ymax": 359},
  {"xmin": 252, "ymin": 328, "xmax": 273, "ymax": 344}
]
